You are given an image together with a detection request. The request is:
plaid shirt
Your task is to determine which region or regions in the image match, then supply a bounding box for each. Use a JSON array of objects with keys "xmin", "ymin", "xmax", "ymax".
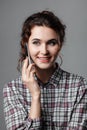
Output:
[{"xmin": 3, "ymin": 65, "xmax": 87, "ymax": 130}]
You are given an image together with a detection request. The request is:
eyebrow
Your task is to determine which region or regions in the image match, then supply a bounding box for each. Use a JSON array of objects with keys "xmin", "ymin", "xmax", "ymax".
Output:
[
  {"xmin": 32, "ymin": 38, "xmax": 59, "ymax": 42},
  {"xmin": 32, "ymin": 38, "xmax": 40, "ymax": 41},
  {"xmin": 47, "ymin": 39, "xmax": 58, "ymax": 43}
]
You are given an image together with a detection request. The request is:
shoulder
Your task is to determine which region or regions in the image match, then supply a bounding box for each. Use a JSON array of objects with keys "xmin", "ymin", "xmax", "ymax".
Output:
[
  {"xmin": 60, "ymin": 68, "xmax": 87, "ymax": 89},
  {"xmin": 4, "ymin": 76, "xmax": 23, "ymax": 88},
  {"xmin": 3, "ymin": 76, "xmax": 27, "ymax": 96}
]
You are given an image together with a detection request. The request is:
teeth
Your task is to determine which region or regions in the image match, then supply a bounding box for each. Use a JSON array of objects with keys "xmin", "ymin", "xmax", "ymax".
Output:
[
  {"xmin": 39, "ymin": 57, "xmax": 50, "ymax": 59},
  {"xmin": 38, "ymin": 57, "xmax": 50, "ymax": 63}
]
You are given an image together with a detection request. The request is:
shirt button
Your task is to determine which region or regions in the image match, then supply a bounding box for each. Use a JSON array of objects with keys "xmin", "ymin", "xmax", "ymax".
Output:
[
  {"xmin": 44, "ymin": 87, "xmax": 46, "ymax": 91},
  {"xmin": 44, "ymin": 104, "xmax": 47, "ymax": 108}
]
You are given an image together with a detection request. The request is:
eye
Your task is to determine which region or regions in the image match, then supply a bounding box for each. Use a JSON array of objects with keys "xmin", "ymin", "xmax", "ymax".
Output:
[
  {"xmin": 49, "ymin": 41, "xmax": 56, "ymax": 46},
  {"xmin": 32, "ymin": 40, "xmax": 40, "ymax": 45},
  {"xmin": 47, "ymin": 39, "xmax": 58, "ymax": 46}
]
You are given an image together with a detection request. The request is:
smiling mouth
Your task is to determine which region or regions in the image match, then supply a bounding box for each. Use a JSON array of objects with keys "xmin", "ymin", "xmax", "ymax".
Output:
[{"xmin": 38, "ymin": 57, "xmax": 51, "ymax": 63}]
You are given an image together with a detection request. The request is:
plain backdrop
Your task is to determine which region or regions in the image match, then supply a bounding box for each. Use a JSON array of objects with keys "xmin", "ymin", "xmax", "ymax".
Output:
[{"xmin": 0, "ymin": 0, "xmax": 87, "ymax": 129}]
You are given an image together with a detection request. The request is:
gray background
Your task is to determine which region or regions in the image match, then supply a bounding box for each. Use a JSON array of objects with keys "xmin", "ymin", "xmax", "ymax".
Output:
[{"xmin": 0, "ymin": 0, "xmax": 87, "ymax": 129}]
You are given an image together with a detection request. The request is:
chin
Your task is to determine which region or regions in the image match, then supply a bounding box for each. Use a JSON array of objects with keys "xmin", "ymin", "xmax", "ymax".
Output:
[{"xmin": 36, "ymin": 63, "xmax": 54, "ymax": 70}]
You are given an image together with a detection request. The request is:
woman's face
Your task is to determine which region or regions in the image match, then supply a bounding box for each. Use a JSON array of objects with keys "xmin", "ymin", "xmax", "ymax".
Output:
[{"xmin": 28, "ymin": 26, "xmax": 61, "ymax": 70}]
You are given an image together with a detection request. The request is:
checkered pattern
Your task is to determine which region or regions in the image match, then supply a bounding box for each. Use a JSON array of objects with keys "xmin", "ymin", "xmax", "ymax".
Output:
[{"xmin": 3, "ymin": 65, "xmax": 87, "ymax": 130}]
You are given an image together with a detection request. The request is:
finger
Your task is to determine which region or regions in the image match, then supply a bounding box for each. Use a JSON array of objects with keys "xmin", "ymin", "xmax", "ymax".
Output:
[
  {"xmin": 29, "ymin": 66, "xmax": 36, "ymax": 78},
  {"xmin": 26, "ymin": 63, "xmax": 35, "ymax": 77},
  {"xmin": 27, "ymin": 65, "xmax": 35, "ymax": 77},
  {"xmin": 27, "ymin": 63, "xmax": 35, "ymax": 71}
]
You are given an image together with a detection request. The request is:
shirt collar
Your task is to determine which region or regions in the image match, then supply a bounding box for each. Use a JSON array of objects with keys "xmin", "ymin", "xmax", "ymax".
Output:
[
  {"xmin": 48, "ymin": 63, "xmax": 63, "ymax": 87},
  {"xmin": 37, "ymin": 63, "xmax": 63, "ymax": 88}
]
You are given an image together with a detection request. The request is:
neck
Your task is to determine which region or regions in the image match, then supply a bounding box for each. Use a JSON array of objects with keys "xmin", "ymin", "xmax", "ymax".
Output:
[{"xmin": 36, "ymin": 64, "xmax": 56, "ymax": 83}]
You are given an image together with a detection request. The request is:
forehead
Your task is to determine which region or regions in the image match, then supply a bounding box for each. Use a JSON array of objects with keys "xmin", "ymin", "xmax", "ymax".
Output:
[{"xmin": 30, "ymin": 26, "xmax": 59, "ymax": 40}]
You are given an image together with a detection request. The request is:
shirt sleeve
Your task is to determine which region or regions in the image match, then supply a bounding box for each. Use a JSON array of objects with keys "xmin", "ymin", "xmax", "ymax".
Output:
[
  {"xmin": 3, "ymin": 84, "xmax": 42, "ymax": 130},
  {"xmin": 67, "ymin": 77, "xmax": 87, "ymax": 130}
]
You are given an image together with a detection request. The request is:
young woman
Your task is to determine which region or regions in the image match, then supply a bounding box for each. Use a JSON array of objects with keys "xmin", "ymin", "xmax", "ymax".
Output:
[{"xmin": 3, "ymin": 10, "xmax": 87, "ymax": 130}]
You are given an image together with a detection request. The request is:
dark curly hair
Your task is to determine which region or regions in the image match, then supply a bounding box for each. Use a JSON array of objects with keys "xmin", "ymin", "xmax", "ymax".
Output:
[{"xmin": 17, "ymin": 10, "xmax": 66, "ymax": 72}]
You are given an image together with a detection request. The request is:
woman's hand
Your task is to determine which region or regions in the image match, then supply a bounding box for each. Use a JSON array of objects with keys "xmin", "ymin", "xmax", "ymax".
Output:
[
  {"xmin": 22, "ymin": 58, "xmax": 41, "ymax": 119},
  {"xmin": 22, "ymin": 58, "xmax": 40, "ymax": 98}
]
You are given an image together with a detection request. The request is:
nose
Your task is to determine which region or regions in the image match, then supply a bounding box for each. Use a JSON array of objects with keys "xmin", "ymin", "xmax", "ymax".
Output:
[{"xmin": 40, "ymin": 44, "xmax": 49, "ymax": 55}]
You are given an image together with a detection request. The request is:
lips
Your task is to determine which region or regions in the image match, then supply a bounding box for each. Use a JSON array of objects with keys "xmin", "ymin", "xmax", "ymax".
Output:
[{"xmin": 38, "ymin": 56, "xmax": 51, "ymax": 63}]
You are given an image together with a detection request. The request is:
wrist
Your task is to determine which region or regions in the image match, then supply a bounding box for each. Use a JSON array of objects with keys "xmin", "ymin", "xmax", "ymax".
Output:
[
  {"xmin": 29, "ymin": 94, "xmax": 41, "ymax": 119},
  {"xmin": 32, "ymin": 94, "xmax": 41, "ymax": 101}
]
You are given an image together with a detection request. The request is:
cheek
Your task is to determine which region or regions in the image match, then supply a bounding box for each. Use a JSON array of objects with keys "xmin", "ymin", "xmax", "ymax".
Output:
[
  {"xmin": 29, "ymin": 48, "xmax": 37, "ymax": 57},
  {"xmin": 52, "ymin": 47, "xmax": 60, "ymax": 56}
]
